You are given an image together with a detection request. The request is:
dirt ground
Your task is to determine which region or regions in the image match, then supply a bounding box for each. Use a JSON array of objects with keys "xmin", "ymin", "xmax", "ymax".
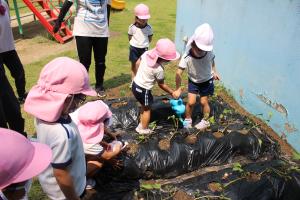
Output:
[{"xmin": 12, "ymin": 17, "xmax": 75, "ymax": 65}]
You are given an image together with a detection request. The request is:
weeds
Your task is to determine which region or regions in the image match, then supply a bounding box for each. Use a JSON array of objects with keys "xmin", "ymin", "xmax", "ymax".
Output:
[{"xmin": 167, "ymin": 115, "xmax": 179, "ymax": 132}]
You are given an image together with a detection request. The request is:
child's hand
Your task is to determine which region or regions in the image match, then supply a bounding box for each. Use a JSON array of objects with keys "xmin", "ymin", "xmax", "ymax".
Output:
[
  {"xmin": 213, "ymin": 72, "xmax": 220, "ymax": 80},
  {"xmin": 106, "ymin": 144, "xmax": 113, "ymax": 152},
  {"xmin": 172, "ymin": 88, "xmax": 182, "ymax": 99}
]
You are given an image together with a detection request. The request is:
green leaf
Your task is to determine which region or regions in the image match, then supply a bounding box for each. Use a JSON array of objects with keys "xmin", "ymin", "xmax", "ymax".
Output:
[
  {"xmin": 140, "ymin": 183, "xmax": 161, "ymax": 190},
  {"xmin": 149, "ymin": 121, "xmax": 157, "ymax": 129},
  {"xmin": 138, "ymin": 135, "xmax": 145, "ymax": 141},
  {"xmin": 258, "ymin": 138, "xmax": 262, "ymax": 147},
  {"xmin": 208, "ymin": 116, "xmax": 215, "ymax": 124},
  {"xmin": 168, "ymin": 115, "xmax": 175, "ymax": 120},
  {"xmin": 268, "ymin": 111, "xmax": 273, "ymax": 119},
  {"xmin": 232, "ymin": 162, "xmax": 243, "ymax": 173},
  {"xmin": 223, "ymin": 108, "xmax": 231, "ymax": 114},
  {"xmin": 292, "ymin": 152, "xmax": 300, "ymax": 161}
]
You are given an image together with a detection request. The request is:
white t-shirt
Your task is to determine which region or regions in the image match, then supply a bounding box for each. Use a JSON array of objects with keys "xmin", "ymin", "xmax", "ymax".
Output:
[
  {"xmin": 134, "ymin": 53, "xmax": 165, "ymax": 90},
  {"xmin": 35, "ymin": 117, "xmax": 86, "ymax": 200},
  {"xmin": 128, "ymin": 24, "xmax": 153, "ymax": 48},
  {"xmin": 69, "ymin": 0, "xmax": 109, "ymax": 37},
  {"xmin": 179, "ymin": 50, "xmax": 215, "ymax": 83},
  {"xmin": 0, "ymin": 0, "xmax": 15, "ymax": 53}
]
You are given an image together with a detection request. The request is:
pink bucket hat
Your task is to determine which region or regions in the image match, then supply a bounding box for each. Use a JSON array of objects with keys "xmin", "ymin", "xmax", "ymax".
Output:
[
  {"xmin": 146, "ymin": 38, "xmax": 180, "ymax": 67},
  {"xmin": 0, "ymin": 128, "xmax": 52, "ymax": 189},
  {"xmin": 24, "ymin": 57, "xmax": 97, "ymax": 122},
  {"xmin": 77, "ymin": 100, "xmax": 112, "ymax": 144},
  {"xmin": 187, "ymin": 23, "xmax": 214, "ymax": 51},
  {"xmin": 134, "ymin": 3, "xmax": 150, "ymax": 19}
]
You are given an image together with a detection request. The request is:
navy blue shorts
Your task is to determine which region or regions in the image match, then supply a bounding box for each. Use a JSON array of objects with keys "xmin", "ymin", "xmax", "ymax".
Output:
[
  {"xmin": 131, "ymin": 81, "xmax": 153, "ymax": 106},
  {"xmin": 129, "ymin": 45, "xmax": 148, "ymax": 63},
  {"xmin": 188, "ymin": 78, "xmax": 214, "ymax": 96}
]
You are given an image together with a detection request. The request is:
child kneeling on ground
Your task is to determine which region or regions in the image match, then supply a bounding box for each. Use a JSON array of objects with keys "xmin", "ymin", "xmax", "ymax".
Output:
[
  {"xmin": 132, "ymin": 38, "xmax": 181, "ymax": 134},
  {"xmin": 71, "ymin": 100, "xmax": 126, "ymax": 189}
]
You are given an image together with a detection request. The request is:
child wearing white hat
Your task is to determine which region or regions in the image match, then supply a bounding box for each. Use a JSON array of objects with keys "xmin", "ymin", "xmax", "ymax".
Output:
[{"xmin": 176, "ymin": 23, "xmax": 221, "ymax": 130}]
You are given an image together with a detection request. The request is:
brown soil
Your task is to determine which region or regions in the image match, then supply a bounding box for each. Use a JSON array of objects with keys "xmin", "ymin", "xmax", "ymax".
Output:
[
  {"xmin": 184, "ymin": 134, "xmax": 198, "ymax": 144},
  {"xmin": 245, "ymin": 172, "xmax": 261, "ymax": 182},
  {"xmin": 110, "ymin": 101, "xmax": 128, "ymax": 109},
  {"xmin": 208, "ymin": 182, "xmax": 223, "ymax": 192},
  {"xmin": 127, "ymin": 143, "xmax": 139, "ymax": 156},
  {"xmin": 212, "ymin": 131, "xmax": 224, "ymax": 138},
  {"xmin": 173, "ymin": 190, "xmax": 194, "ymax": 200},
  {"xmin": 158, "ymin": 138, "xmax": 171, "ymax": 151}
]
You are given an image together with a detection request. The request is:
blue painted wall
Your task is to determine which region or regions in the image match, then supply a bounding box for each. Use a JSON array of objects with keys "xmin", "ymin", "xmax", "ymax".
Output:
[{"xmin": 175, "ymin": 0, "xmax": 300, "ymax": 152}]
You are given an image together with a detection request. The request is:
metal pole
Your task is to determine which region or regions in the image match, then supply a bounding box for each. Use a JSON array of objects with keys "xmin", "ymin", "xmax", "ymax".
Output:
[{"xmin": 12, "ymin": 0, "xmax": 23, "ymax": 35}]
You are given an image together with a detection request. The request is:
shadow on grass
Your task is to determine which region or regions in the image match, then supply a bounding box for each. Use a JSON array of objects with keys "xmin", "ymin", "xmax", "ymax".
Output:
[{"xmin": 104, "ymin": 73, "xmax": 131, "ymax": 89}]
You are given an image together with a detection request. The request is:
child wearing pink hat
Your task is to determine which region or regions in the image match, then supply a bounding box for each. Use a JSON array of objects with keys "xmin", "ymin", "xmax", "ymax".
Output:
[
  {"xmin": 176, "ymin": 23, "xmax": 221, "ymax": 130},
  {"xmin": 24, "ymin": 57, "xmax": 97, "ymax": 200},
  {"xmin": 132, "ymin": 38, "xmax": 181, "ymax": 134},
  {"xmin": 0, "ymin": 128, "xmax": 52, "ymax": 200},
  {"xmin": 128, "ymin": 3, "xmax": 153, "ymax": 84},
  {"xmin": 70, "ymin": 100, "xmax": 124, "ymax": 189}
]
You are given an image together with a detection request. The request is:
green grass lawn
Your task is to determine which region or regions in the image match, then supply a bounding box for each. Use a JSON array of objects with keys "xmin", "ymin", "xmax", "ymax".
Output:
[{"xmin": 7, "ymin": 0, "xmax": 178, "ymax": 198}]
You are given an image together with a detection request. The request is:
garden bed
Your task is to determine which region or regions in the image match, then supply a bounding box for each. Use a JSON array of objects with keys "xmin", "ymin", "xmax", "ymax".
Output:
[{"xmin": 79, "ymin": 95, "xmax": 300, "ymax": 200}]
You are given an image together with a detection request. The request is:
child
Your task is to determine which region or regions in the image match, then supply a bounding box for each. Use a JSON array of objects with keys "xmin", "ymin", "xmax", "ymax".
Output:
[
  {"xmin": 175, "ymin": 23, "xmax": 220, "ymax": 130},
  {"xmin": 0, "ymin": 128, "xmax": 52, "ymax": 200},
  {"xmin": 128, "ymin": 3, "xmax": 153, "ymax": 83},
  {"xmin": 24, "ymin": 57, "xmax": 97, "ymax": 200},
  {"xmin": 71, "ymin": 100, "xmax": 125, "ymax": 189},
  {"xmin": 132, "ymin": 38, "xmax": 181, "ymax": 134}
]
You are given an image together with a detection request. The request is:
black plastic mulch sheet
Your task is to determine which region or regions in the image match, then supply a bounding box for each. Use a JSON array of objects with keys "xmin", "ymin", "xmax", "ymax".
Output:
[
  {"xmin": 90, "ymin": 96, "xmax": 283, "ymax": 199},
  {"xmin": 139, "ymin": 160, "xmax": 300, "ymax": 200}
]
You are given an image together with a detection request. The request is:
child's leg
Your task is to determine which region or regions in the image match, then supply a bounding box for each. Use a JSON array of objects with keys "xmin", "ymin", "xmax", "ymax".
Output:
[
  {"xmin": 135, "ymin": 59, "xmax": 141, "ymax": 74},
  {"xmin": 140, "ymin": 105, "xmax": 151, "ymax": 129},
  {"xmin": 185, "ymin": 93, "xmax": 197, "ymax": 119},
  {"xmin": 200, "ymin": 96, "xmax": 210, "ymax": 120},
  {"xmin": 131, "ymin": 61, "xmax": 136, "ymax": 80}
]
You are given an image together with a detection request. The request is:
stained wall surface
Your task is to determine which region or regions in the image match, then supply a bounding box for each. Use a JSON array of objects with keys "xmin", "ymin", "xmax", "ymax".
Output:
[{"xmin": 175, "ymin": 0, "xmax": 300, "ymax": 152}]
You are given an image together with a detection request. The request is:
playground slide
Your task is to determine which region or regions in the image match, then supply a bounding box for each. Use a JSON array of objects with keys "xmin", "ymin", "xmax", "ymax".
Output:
[{"xmin": 111, "ymin": 0, "xmax": 125, "ymax": 10}]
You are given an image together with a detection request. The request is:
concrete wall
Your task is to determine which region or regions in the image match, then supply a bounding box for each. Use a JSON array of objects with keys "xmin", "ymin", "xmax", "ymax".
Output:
[{"xmin": 175, "ymin": 0, "xmax": 300, "ymax": 152}]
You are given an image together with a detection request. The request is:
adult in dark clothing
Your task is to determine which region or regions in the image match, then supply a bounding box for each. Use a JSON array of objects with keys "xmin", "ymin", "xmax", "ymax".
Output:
[
  {"xmin": 54, "ymin": 0, "xmax": 110, "ymax": 98},
  {"xmin": 0, "ymin": 0, "xmax": 26, "ymax": 103},
  {"xmin": 0, "ymin": 63, "xmax": 25, "ymax": 137}
]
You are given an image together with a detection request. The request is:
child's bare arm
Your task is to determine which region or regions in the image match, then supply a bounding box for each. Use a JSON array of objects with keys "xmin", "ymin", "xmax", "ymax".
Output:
[
  {"xmin": 128, "ymin": 35, "xmax": 132, "ymax": 41},
  {"xmin": 148, "ymin": 35, "xmax": 153, "ymax": 43},
  {"xmin": 104, "ymin": 126, "xmax": 117, "ymax": 140},
  {"xmin": 212, "ymin": 60, "xmax": 220, "ymax": 80},
  {"xmin": 175, "ymin": 68, "xmax": 184, "ymax": 89},
  {"xmin": 157, "ymin": 80, "xmax": 180, "ymax": 99},
  {"xmin": 53, "ymin": 168, "xmax": 81, "ymax": 200}
]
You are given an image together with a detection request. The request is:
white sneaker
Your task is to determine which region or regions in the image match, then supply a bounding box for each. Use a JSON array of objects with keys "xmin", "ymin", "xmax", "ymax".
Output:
[
  {"xmin": 194, "ymin": 119, "xmax": 210, "ymax": 130},
  {"xmin": 183, "ymin": 118, "xmax": 192, "ymax": 128},
  {"xmin": 86, "ymin": 178, "xmax": 96, "ymax": 190},
  {"xmin": 135, "ymin": 124, "xmax": 153, "ymax": 135}
]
